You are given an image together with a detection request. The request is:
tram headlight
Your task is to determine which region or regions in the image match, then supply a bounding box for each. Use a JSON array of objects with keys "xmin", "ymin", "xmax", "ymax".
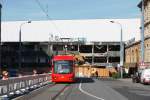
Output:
[
  {"xmin": 53, "ymin": 76, "xmax": 57, "ymax": 80},
  {"xmin": 69, "ymin": 78, "xmax": 72, "ymax": 80}
]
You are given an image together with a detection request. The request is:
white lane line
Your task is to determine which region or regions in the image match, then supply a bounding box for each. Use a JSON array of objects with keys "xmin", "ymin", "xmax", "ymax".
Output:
[{"xmin": 79, "ymin": 80, "xmax": 105, "ymax": 100}]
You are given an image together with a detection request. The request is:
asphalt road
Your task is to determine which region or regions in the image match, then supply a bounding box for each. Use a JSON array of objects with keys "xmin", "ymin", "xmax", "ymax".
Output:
[
  {"xmin": 56, "ymin": 78, "xmax": 150, "ymax": 100},
  {"xmin": 101, "ymin": 78, "xmax": 150, "ymax": 100},
  {"xmin": 25, "ymin": 78, "xmax": 150, "ymax": 100},
  {"xmin": 56, "ymin": 78, "xmax": 127, "ymax": 100}
]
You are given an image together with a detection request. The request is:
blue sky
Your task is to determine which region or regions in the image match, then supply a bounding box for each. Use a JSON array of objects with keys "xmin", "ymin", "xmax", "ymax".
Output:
[{"xmin": 1, "ymin": 0, "xmax": 141, "ymax": 21}]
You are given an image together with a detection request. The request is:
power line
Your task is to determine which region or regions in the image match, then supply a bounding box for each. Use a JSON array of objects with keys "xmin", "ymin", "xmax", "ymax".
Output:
[
  {"xmin": 35, "ymin": 0, "xmax": 49, "ymax": 18},
  {"xmin": 34, "ymin": 0, "xmax": 62, "ymax": 34}
]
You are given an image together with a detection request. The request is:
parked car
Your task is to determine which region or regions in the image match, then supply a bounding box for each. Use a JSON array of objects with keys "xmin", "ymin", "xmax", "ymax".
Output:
[{"xmin": 140, "ymin": 68, "xmax": 150, "ymax": 85}]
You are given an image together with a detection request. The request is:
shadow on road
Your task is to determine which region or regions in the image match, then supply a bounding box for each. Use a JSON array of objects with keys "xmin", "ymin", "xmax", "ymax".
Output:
[{"xmin": 75, "ymin": 77, "xmax": 95, "ymax": 83}]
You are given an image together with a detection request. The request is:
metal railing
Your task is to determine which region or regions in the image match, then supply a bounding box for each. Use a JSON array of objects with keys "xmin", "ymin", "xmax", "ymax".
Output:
[{"xmin": 0, "ymin": 74, "xmax": 51, "ymax": 98}]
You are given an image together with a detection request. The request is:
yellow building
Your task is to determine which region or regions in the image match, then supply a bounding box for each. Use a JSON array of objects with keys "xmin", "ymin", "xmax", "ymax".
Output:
[
  {"xmin": 125, "ymin": 41, "xmax": 140, "ymax": 74},
  {"xmin": 125, "ymin": 41, "xmax": 141, "ymax": 65},
  {"xmin": 138, "ymin": 0, "xmax": 150, "ymax": 63},
  {"xmin": 125, "ymin": 37, "xmax": 150, "ymax": 73},
  {"xmin": 124, "ymin": 0, "xmax": 150, "ymax": 74}
]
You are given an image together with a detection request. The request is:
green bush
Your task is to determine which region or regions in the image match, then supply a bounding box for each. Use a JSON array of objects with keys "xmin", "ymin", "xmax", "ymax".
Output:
[{"xmin": 111, "ymin": 72, "xmax": 120, "ymax": 79}]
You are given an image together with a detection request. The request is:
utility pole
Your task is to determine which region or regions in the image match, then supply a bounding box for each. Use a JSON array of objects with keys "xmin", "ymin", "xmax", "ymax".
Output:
[{"xmin": 141, "ymin": 0, "xmax": 145, "ymax": 63}]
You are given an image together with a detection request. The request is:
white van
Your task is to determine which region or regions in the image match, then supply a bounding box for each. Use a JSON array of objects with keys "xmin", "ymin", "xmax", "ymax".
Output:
[{"xmin": 140, "ymin": 68, "xmax": 150, "ymax": 84}]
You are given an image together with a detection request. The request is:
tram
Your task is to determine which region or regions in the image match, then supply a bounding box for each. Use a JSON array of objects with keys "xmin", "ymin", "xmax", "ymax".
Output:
[{"xmin": 51, "ymin": 55, "xmax": 75, "ymax": 82}]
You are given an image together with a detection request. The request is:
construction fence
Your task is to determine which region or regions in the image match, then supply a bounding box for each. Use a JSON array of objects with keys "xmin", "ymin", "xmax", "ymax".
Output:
[{"xmin": 75, "ymin": 65, "xmax": 117, "ymax": 78}]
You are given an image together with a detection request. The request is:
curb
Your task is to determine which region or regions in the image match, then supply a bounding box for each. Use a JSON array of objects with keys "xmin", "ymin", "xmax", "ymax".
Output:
[{"xmin": 117, "ymin": 78, "xmax": 132, "ymax": 82}]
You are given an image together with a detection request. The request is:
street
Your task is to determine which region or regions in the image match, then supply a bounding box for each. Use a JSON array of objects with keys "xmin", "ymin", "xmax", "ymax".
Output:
[
  {"xmin": 103, "ymin": 78, "xmax": 150, "ymax": 100},
  {"xmin": 24, "ymin": 78, "xmax": 150, "ymax": 100},
  {"xmin": 56, "ymin": 78, "xmax": 127, "ymax": 100},
  {"xmin": 57, "ymin": 78, "xmax": 150, "ymax": 100}
]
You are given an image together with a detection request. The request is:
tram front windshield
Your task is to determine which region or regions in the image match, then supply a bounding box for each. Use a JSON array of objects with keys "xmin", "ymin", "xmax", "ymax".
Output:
[{"xmin": 54, "ymin": 60, "xmax": 73, "ymax": 74}]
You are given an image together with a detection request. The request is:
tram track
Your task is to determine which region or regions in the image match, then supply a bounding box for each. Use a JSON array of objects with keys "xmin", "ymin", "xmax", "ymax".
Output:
[{"xmin": 52, "ymin": 83, "xmax": 71, "ymax": 100}]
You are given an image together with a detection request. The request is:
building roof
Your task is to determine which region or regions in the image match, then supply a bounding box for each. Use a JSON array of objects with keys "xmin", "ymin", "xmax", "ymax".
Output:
[
  {"xmin": 125, "ymin": 36, "xmax": 150, "ymax": 49},
  {"xmin": 2, "ymin": 19, "xmax": 141, "ymax": 42},
  {"xmin": 125, "ymin": 40, "xmax": 141, "ymax": 49}
]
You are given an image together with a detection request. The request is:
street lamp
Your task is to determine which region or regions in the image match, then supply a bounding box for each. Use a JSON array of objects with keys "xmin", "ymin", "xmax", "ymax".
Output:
[
  {"xmin": 19, "ymin": 21, "xmax": 31, "ymax": 70},
  {"xmin": 110, "ymin": 21, "xmax": 124, "ymax": 78}
]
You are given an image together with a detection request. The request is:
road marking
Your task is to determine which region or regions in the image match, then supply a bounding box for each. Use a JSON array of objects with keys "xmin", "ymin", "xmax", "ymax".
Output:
[{"xmin": 79, "ymin": 80, "xmax": 105, "ymax": 100}]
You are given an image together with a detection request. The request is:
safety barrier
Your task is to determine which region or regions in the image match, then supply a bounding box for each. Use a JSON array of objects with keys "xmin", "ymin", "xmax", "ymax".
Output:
[{"xmin": 0, "ymin": 74, "xmax": 51, "ymax": 98}]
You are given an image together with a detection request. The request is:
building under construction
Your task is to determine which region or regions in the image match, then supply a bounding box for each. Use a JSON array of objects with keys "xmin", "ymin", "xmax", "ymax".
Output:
[
  {"xmin": 2, "ymin": 19, "xmax": 137, "ymax": 74},
  {"xmin": 47, "ymin": 38, "xmax": 121, "ymax": 67},
  {"xmin": 1, "ymin": 38, "xmax": 121, "ymax": 73}
]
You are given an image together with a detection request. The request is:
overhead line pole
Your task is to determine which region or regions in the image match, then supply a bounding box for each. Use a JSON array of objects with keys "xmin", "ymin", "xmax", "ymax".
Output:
[{"xmin": 141, "ymin": 0, "xmax": 145, "ymax": 63}]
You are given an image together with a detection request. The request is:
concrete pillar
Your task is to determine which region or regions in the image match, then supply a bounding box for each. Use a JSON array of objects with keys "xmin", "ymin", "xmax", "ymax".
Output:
[
  {"xmin": 107, "ymin": 43, "xmax": 109, "ymax": 63},
  {"xmin": 49, "ymin": 44, "xmax": 53, "ymax": 56},
  {"xmin": 92, "ymin": 44, "xmax": 94, "ymax": 65}
]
